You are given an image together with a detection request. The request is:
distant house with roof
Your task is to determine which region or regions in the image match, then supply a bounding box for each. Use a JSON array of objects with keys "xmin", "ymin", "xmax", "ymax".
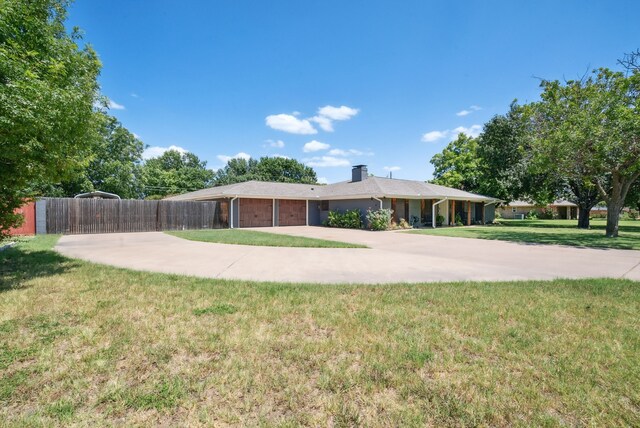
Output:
[
  {"xmin": 166, "ymin": 165, "xmax": 499, "ymax": 228},
  {"xmin": 497, "ymin": 199, "xmax": 578, "ymax": 219}
]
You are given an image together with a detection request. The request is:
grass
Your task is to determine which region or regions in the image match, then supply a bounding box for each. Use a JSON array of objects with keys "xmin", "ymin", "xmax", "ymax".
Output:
[
  {"xmin": 409, "ymin": 218, "xmax": 640, "ymax": 250},
  {"xmin": 0, "ymin": 236, "xmax": 639, "ymax": 426},
  {"xmin": 166, "ymin": 228, "xmax": 367, "ymax": 248}
]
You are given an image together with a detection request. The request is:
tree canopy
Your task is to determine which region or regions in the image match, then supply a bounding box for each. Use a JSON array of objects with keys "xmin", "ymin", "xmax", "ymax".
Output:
[
  {"xmin": 430, "ymin": 133, "xmax": 479, "ymax": 191},
  {"xmin": 532, "ymin": 68, "xmax": 640, "ymax": 236},
  {"xmin": 35, "ymin": 112, "xmax": 145, "ymax": 199},
  {"xmin": 141, "ymin": 150, "xmax": 215, "ymax": 198},
  {"xmin": 0, "ymin": 0, "xmax": 101, "ymax": 237},
  {"xmin": 212, "ymin": 156, "xmax": 318, "ymax": 186}
]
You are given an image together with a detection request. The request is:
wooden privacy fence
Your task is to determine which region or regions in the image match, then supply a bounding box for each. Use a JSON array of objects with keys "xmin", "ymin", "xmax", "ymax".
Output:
[{"xmin": 44, "ymin": 198, "xmax": 226, "ymax": 234}]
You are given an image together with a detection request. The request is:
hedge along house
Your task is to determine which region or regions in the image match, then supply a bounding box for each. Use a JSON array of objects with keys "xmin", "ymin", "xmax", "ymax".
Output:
[{"xmin": 165, "ymin": 165, "xmax": 499, "ymax": 228}]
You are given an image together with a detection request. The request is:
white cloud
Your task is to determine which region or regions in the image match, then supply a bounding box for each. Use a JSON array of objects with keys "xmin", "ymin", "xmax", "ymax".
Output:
[
  {"xmin": 310, "ymin": 115, "xmax": 334, "ymax": 132},
  {"xmin": 328, "ymin": 148, "xmax": 373, "ymax": 156},
  {"xmin": 422, "ymin": 130, "xmax": 448, "ymax": 143},
  {"xmin": 265, "ymin": 114, "xmax": 317, "ymax": 134},
  {"xmin": 456, "ymin": 105, "xmax": 482, "ymax": 116},
  {"xmin": 265, "ymin": 139, "xmax": 285, "ymax": 148},
  {"xmin": 383, "ymin": 166, "xmax": 401, "ymax": 171},
  {"xmin": 130, "ymin": 93, "xmax": 139, "ymax": 98},
  {"xmin": 266, "ymin": 105, "xmax": 358, "ymax": 135},
  {"xmin": 304, "ymin": 156, "xmax": 351, "ymax": 167},
  {"xmin": 108, "ymin": 99, "xmax": 125, "ymax": 110},
  {"xmin": 303, "ymin": 140, "xmax": 330, "ymax": 152},
  {"xmin": 328, "ymin": 148, "xmax": 349, "ymax": 156},
  {"xmin": 217, "ymin": 152, "xmax": 251, "ymax": 163},
  {"xmin": 317, "ymin": 105, "xmax": 359, "ymax": 121},
  {"xmin": 142, "ymin": 145, "xmax": 188, "ymax": 160},
  {"xmin": 422, "ymin": 124, "xmax": 482, "ymax": 143},
  {"xmin": 309, "ymin": 105, "xmax": 359, "ymax": 132},
  {"xmin": 317, "ymin": 177, "xmax": 329, "ymax": 184},
  {"xmin": 272, "ymin": 154, "xmax": 290, "ymax": 159},
  {"xmin": 453, "ymin": 125, "xmax": 482, "ymax": 137}
]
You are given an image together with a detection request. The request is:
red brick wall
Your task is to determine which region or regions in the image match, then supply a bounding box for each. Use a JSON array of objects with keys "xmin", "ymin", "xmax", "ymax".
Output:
[{"xmin": 9, "ymin": 202, "xmax": 36, "ymax": 236}]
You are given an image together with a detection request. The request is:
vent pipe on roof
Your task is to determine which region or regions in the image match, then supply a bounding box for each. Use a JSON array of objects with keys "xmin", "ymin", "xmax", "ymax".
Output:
[{"xmin": 352, "ymin": 165, "xmax": 368, "ymax": 182}]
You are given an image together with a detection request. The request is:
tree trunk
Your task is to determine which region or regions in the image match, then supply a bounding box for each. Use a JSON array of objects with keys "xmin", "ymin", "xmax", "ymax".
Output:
[
  {"xmin": 605, "ymin": 200, "xmax": 623, "ymax": 238},
  {"xmin": 577, "ymin": 207, "xmax": 591, "ymax": 229}
]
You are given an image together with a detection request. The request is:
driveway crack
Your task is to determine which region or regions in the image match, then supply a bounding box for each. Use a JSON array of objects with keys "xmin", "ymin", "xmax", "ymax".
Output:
[
  {"xmin": 215, "ymin": 248, "xmax": 254, "ymax": 278},
  {"xmin": 621, "ymin": 258, "xmax": 640, "ymax": 279}
]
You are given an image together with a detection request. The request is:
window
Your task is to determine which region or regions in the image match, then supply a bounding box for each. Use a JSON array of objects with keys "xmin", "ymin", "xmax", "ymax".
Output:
[{"xmin": 320, "ymin": 200, "xmax": 329, "ymax": 211}]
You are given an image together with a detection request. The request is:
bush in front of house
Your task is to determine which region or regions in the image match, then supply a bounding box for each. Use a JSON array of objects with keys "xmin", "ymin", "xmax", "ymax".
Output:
[
  {"xmin": 324, "ymin": 209, "xmax": 363, "ymax": 229},
  {"xmin": 366, "ymin": 208, "xmax": 393, "ymax": 231},
  {"xmin": 454, "ymin": 213, "xmax": 463, "ymax": 226},
  {"xmin": 525, "ymin": 210, "xmax": 539, "ymax": 220},
  {"xmin": 538, "ymin": 208, "xmax": 554, "ymax": 219}
]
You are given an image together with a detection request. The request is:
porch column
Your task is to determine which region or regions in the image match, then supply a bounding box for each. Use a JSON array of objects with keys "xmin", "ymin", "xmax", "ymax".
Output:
[
  {"xmin": 451, "ymin": 200, "xmax": 456, "ymax": 225},
  {"xmin": 467, "ymin": 201, "xmax": 471, "ymax": 226},
  {"xmin": 481, "ymin": 202, "xmax": 485, "ymax": 224}
]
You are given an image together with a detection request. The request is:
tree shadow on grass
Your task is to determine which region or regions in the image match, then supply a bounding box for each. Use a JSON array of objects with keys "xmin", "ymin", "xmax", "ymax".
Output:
[
  {"xmin": 0, "ymin": 239, "xmax": 79, "ymax": 292},
  {"xmin": 471, "ymin": 229, "xmax": 639, "ymax": 251},
  {"xmin": 499, "ymin": 220, "xmax": 640, "ymax": 233}
]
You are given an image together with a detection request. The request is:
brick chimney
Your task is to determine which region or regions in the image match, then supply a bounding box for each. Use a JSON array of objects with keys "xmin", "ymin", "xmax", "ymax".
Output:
[{"xmin": 351, "ymin": 165, "xmax": 368, "ymax": 182}]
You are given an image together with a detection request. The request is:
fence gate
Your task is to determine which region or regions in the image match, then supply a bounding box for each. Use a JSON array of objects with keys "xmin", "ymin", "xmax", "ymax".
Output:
[{"xmin": 44, "ymin": 198, "xmax": 226, "ymax": 234}]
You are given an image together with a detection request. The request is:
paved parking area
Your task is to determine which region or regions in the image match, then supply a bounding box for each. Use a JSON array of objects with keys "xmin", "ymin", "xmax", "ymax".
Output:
[{"xmin": 55, "ymin": 227, "xmax": 640, "ymax": 284}]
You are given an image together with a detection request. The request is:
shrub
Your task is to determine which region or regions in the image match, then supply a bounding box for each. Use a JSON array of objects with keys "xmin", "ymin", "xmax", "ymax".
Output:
[
  {"xmin": 525, "ymin": 210, "xmax": 539, "ymax": 220},
  {"xmin": 398, "ymin": 218, "xmax": 411, "ymax": 229},
  {"xmin": 366, "ymin": 208, "xmax": 392, "ymax": 231},
  {"xmin": 539, "ymin": 208, "xmax": 554, "ymax": 219},
  {"xmin": 324, "ymin": 209, "xmax": 363, "ymax": 229},
  {"xmin": 436, "ymin": 214, "xmax": 444, "ymax": 226},
  {"xmin": 454, "ymin": 213, "xmax": 463, "ymax": 226}
]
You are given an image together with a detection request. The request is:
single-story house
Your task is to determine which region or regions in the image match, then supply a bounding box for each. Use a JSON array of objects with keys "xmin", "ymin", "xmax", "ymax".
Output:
[
  {"xmin": 166, "ymin": 165, "xmax": 499, "ymax": 228},
  {"xmin": 497, "ymin": 200, "xmax": 578, "ymax": 219}
]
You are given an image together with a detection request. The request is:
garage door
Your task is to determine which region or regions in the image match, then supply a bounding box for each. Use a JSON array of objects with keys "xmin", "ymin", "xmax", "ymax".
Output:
[
  {"xmin": 239, "ymin": 198, "xmax": 273, "ymax": 227},
  {"xmin": 278, "ymin": 200, "xmax": 306, "ymax": 226}
]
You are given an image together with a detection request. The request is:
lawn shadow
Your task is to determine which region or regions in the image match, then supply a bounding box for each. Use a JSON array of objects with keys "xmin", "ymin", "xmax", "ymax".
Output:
[
  {"xmin": 500, "ymin": 220, "xmax": 640, "ymax": 233},
  {"xmin": 0, "ymin": 240, "xmax": 79, "ymax": 292},
  {"xmin": 472, "ymin": 229, "xmax": 638, "ymax": 251}
]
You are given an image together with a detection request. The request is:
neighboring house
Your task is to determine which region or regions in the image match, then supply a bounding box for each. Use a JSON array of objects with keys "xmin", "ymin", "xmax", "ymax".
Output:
[
  {"xmin": 166, "ymin": 165, "xmax": 499, "ymax": 228},
  {"xmin": 497, "ymin": 200, "xmax": 578, "ymax": 219}
]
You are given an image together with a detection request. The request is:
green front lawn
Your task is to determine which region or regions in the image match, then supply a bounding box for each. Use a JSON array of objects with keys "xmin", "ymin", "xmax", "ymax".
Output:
[
  {"xmin": 409, "ymin": 219, "xmax": 640, "ymax": 250},
  {"xmin": 166, "ymin": 229, "xmax": 367, "ymax": 248},
  {"xmin": 0, "ymin": 236, "xmax": 639, "ymax": 426}
]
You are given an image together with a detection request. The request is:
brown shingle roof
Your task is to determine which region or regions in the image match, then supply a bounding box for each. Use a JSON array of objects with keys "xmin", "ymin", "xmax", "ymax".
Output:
[{"xmin": 165, "ymin": 177, "xmax": 497, "ymax": 202}]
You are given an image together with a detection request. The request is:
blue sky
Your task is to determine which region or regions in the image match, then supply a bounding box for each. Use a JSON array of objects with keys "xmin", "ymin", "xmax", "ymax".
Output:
[{"xmin": 68, "ymin": 0, "xmax": 639, "ymax": 184}]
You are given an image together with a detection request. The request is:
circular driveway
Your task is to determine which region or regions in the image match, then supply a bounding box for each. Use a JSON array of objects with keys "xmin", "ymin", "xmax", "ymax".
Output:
[{"xmin": 55, "ymin": 227, "xmax": 640, "ymax": 284}]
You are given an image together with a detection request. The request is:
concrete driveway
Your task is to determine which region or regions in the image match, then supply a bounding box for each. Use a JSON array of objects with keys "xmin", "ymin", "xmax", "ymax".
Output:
[{"xmin": 55, "ymin": 227, "xmax": 640, "ymax": 284}]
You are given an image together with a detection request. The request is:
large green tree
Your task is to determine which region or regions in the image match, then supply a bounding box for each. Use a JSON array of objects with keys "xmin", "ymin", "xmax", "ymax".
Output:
[
  {"xmin": 141, "ymin": 150, "xmax": 215, "ymax": 198},
  {"xmin": 212, "ymin": 156, "xmax": 318, "ymax": 186},
  {"xmin": 430, "ymin": 133, "xmax": 480, "ymax": 191},
  {"xmin": 532, "ymin": 68, "xmax": 640, "ymax": 237},
  {"xmin": 0, "ymin": 0, "xmax": 101, "ymax": 237},
  {"xmin": 475, "ymin": 103, "xmax": 557, "ymax": 203},
  {"xmin": 254, "ymin": 156, "xmax": 317, "ymax": 184},
  {"xmin": 212, "ymin": 158, "xmax": 259, "ymax": 186},
  {"xmin": 36, "ymin": 112, "xmax": 144, "ymax": 198}
]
